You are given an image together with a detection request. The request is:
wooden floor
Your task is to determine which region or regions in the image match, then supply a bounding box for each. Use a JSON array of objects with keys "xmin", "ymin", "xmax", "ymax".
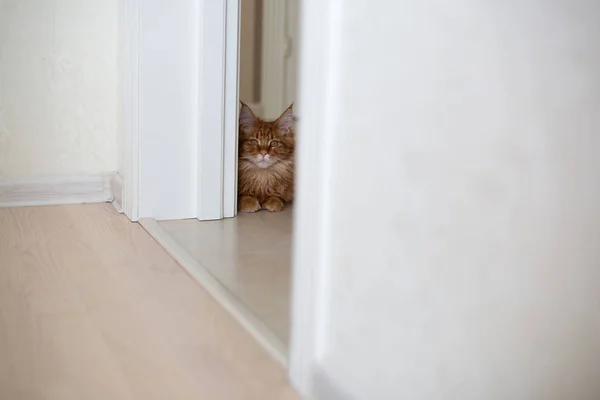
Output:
[
  {"xmin": 160, "ymin": 205, "xmax": 293, "ymax": 347},
  {"xmin": 0, "ymin": 204, "xmax": 299, "ymax": 400}
]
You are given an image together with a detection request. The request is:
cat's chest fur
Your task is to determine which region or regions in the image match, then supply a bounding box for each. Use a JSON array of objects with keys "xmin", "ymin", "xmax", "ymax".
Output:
[{"xmin": 238, "ymin": 159, "xmax": 294, "ymax": 202}]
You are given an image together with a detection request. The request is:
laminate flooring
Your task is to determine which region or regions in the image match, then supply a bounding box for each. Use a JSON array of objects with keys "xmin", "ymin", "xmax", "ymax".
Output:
[
  {"xmin": 160, "ymin": 206, "xmax": 293, "ymax": 346},
  {"xmin": 0, "ymin": 203, "xmax": 299, "ymax": 400}
]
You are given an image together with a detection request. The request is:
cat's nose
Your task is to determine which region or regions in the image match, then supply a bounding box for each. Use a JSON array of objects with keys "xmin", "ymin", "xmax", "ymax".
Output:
[{"xmin": 260, "ymin": 150, "xmax": 268, "ymax": 157}]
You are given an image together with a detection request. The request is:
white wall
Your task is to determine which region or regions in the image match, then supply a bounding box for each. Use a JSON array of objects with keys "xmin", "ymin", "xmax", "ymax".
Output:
[
  {"xmin": 295, "ymin": 0, "xmax": 600, "ymax": 399},
  {"xmin": 239, "ymin": 0, "xmax": 260, "ymax": 104},
  {"xmin": 0, "ymin": 0, "xmax": 121, "ymax": 179}
]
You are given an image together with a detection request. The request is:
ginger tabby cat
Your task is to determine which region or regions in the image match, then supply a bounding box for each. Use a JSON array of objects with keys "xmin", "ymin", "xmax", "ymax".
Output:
[{"xmin": 238, "ymin": 102, "xmax": 295, "ymax": 213}]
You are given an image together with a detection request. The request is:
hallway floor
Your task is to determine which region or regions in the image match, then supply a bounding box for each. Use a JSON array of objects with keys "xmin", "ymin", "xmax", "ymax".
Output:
[
  {"xmin": 0, "ymin": 204, "xmax": 298, "ymax": 399},
  {"xmin": 159, "ymin": 206, "xmax": 293, "ymax": 346}
]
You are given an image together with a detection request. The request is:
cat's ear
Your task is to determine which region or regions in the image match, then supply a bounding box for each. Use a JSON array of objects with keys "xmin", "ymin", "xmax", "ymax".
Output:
[
  {"xmin": 275, "ymin": 103, "xmax": 294, "ymax": 135},
  {"xmin": 239, "ymin": 101, "xmax": 257, "ymax": 135}
]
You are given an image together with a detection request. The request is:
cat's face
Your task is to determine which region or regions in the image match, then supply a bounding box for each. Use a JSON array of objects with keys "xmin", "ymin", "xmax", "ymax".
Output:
[{"xmin": 238, "ymin": 103, "xmax": 295, "ymax": 169}]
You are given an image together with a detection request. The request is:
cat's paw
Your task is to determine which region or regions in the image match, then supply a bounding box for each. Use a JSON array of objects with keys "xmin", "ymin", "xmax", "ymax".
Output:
[
  {"xmin": 263, "ymin": 197, "xmax": 284, "ymax": 212},
  {"xmin": 239, "ymin": 196, "xmax": 261, "ymax": 213}
]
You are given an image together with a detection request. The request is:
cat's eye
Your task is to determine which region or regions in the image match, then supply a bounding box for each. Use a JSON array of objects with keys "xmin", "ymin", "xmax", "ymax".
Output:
[
  {"xmin": 248, "ymin": 139, "xmax": 259, "ymax": 146},
  {"xmin": 270, "ymin": 140, "xmax": 280, "ymax": 147}
]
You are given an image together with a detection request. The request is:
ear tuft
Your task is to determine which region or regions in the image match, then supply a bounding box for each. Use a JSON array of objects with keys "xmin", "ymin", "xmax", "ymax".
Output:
[
  {"xmin": 276, "ymin": 104, "xmax": 294, "ymax": 134},
  {"xmin": 239, "ymin": 102, "xmax": 258, "ymax": 135}
]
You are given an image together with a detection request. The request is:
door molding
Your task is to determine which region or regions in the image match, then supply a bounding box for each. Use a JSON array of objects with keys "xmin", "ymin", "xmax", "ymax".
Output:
[
  {"xmin": 197, "ymin": 0, "xmax": 240, "ymax": 220},
  {"xmin": 122, "ymin": 0, "xmax": 140, "ymax": 221},
  {"xmin": 223, "ymin": 0, "xmax": 241, "ymax": 219},
  {"xmin": 122, "ymin": 0, "xmax": 239, "ymax": 221}
]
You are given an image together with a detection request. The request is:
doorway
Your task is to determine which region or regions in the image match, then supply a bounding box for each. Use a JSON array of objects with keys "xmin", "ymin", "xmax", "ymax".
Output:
[{"xmin": 140, "ymin": 0, "xmax": 299, "ymax": 364}]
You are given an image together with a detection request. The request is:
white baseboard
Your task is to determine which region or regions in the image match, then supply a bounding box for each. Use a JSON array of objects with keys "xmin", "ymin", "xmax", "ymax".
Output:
[
  {"xmin": 110, "ymin": 173, "xmax": 125, "ymax": 214},
  {"xmin": 0, "ymin": 173, "xmax": 117, "ymax": 208}
]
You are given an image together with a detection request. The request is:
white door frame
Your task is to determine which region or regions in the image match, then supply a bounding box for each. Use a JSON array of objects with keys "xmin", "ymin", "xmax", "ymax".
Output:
[
  {"xmin": 122, "ymin": 0, "xmax": 239, "ymax": 222},
  {"xmin": 289, "ymin": 0, "xmax": 340, "ymax": 397},
  {"xmin": 197, "ymin": 0, "xmax": 240, "ymax": 220}
]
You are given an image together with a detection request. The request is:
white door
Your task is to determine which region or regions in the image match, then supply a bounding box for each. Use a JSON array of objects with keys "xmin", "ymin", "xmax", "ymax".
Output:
[{"xmin": 290, "ymin": 0, "xmax": 600, "ymax": 399}]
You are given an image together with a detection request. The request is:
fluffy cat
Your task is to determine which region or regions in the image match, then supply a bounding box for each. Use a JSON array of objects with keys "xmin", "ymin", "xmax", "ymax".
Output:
[{"xmin": 237, "ymin": 102, "xmax": 295, "ymax": 213}]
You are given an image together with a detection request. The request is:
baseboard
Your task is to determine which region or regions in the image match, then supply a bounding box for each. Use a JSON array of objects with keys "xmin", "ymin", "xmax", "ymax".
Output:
[
  {"xmin": 139, "ymin": 218, "xmax": 288, "ymax": 367},
  {"xmin": 110, "ymin": 173, "xmax": 125, "ymax": 213},
  {"xmin": 0, "ymin": 173, "xmax": 116, "ymax": 208}
]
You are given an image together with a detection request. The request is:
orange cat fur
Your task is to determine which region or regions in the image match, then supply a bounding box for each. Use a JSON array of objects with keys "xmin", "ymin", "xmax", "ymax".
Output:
[{"xmin": 237, "ymin": 102, "xmax": 295, "ymax": 212}]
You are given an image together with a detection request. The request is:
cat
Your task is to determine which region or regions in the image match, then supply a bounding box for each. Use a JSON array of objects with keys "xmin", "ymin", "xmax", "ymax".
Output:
[{"xmin": 237, "ymin": 102, "xmax": 295, "ymax": 213}]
